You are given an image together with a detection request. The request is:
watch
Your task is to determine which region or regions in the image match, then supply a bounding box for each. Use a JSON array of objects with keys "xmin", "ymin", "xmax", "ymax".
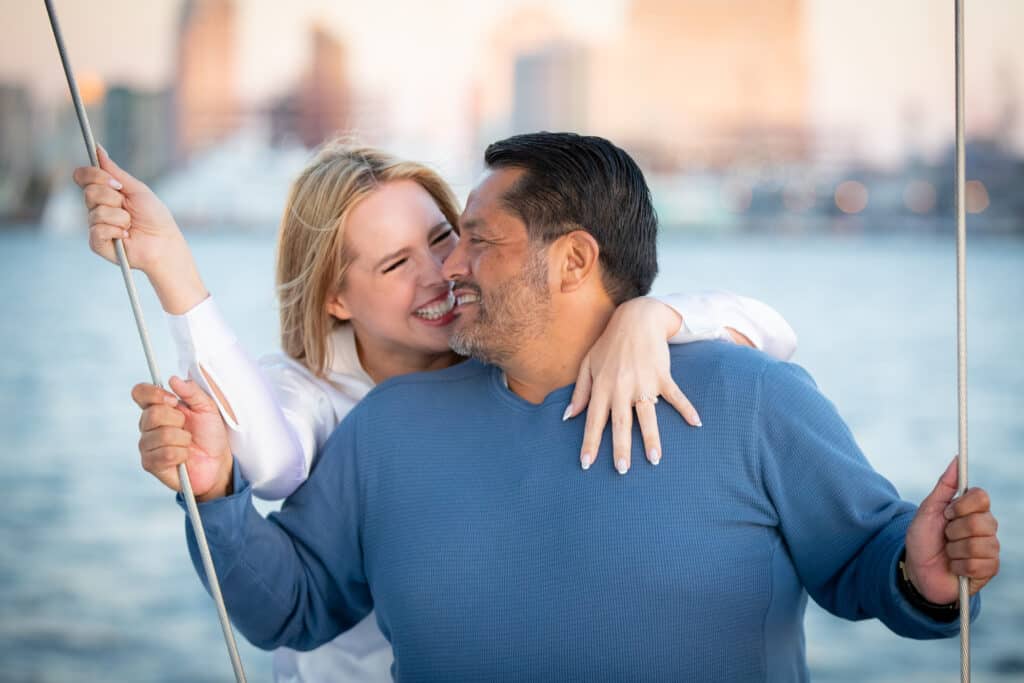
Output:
[{"xmin": 897, "ymin": 549, "xmax": 960, "ymax": 622}]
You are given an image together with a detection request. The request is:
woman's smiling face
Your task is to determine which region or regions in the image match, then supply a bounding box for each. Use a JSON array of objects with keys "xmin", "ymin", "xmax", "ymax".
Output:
[{"xmin": 326, "ymin": 179, "xmax": 459, "ymax": 361}]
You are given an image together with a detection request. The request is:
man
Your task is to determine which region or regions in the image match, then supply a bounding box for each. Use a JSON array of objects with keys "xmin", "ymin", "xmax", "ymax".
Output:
[{"xmin": 135, "ymin": 133, "xmax": 999, "ymax": 681}]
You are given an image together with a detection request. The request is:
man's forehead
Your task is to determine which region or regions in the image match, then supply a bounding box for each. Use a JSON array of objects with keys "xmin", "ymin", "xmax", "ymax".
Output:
[{"xmin": 460, "ymin": 167, "xmax": 527, "ymax": 232}]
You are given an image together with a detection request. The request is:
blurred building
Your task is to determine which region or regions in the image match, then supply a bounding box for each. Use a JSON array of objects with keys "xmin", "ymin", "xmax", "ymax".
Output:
[
  {"xmin": 512, "ymin": 42, "xmax": 590, "ymax": 134},
  {"xmin": 175, "ymin": 0, "xmax": 240, "ymax": 159},
  {"xmin": 472, "ymin": 6, "xmax": 568, "ymax": 149},
  {"xmin": 592, "ymin": 0, "xmax": 811, "ymax": 169},
  {"xmin": 476, "ymin": 1, "xmax": 811, "ymax": 172},
  {"xmin": 104, "ymin": 86, "xmax": 175, "ymax": 183},
  {"xmin": 270, "ymin": 24, "xmax": 353, "ymax": 148},
  {"xmin": 0, "ymin": 84, "xmax": 35, "ymax": 218}
]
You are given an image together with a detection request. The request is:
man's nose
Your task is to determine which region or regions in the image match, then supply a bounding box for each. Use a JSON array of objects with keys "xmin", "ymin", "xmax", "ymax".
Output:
[{"xmin": 442, "ymin": 236, "xmax": 469, "ymax": 282}]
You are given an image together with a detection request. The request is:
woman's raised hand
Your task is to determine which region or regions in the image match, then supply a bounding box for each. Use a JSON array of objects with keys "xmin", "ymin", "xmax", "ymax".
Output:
[
  {"xmin": 568, "ymin": 297, "xmax": 701, "ymax": 475},
  {"xmin": 73, "ymin": 147, "xmax": 207, "ymax": 314}
]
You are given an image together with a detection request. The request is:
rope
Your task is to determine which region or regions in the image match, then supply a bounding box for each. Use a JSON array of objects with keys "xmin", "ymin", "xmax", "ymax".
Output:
[
  {"xmin": 42, "ymin": 1, "xmax": 247, "ymax": 680},
  {"xmin": 954, "ymin": 1, "xmax": 971, "ymax": 681}
]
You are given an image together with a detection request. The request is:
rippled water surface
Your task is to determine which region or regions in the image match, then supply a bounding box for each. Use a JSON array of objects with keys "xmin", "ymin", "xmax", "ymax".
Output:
[{"xmin": 1, "ymin": 230, "xmax": 1021, "ymax": 681}]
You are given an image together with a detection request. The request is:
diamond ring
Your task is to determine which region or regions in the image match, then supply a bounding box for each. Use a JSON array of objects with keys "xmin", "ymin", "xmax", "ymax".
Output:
[{"xmin": 635, "ymin": 393, "xmax": 659, "ymax": 405}]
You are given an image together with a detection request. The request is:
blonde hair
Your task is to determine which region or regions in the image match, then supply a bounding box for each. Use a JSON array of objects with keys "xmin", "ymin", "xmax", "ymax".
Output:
[{"xmin": 275, "ymin": 140, "xmax": 461, "ymax": 378}]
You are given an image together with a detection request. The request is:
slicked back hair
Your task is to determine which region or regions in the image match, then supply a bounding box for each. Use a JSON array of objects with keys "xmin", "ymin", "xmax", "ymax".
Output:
[{"xmin": 483, "ymin": 132, "xmax": 658, "ymax": 304}]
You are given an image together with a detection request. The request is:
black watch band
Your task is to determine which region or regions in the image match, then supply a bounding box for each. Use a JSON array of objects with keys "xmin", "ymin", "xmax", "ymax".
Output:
[{"xmin": 896, "ymin": 548, "xmax": 960, "ymax": 623}]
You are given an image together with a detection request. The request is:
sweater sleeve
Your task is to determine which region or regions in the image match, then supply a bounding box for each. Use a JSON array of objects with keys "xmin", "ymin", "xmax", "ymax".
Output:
[
  {"xmin": 181, "ymin": 419, "xmax": 372, "ymax": 651},
  {"xmin": 167, "ymin": 296, "xmax": 331, "ymax": 500},
  {"xmin": 755, "ymin": 360, "xmax": 979, "ymax": 639},
  {"xmin": 656, "ymin": 290, "xmax": 798, "ymax": 360}
]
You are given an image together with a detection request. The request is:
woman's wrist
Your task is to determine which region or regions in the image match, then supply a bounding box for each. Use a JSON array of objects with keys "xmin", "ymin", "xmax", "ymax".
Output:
[
  {"xmin": 147, "ymin": 244, "xmax": 209, "ymax": 315},
  {"xmin": 629, "ymin": 296, "xmax": 683, "ymax": 339}
]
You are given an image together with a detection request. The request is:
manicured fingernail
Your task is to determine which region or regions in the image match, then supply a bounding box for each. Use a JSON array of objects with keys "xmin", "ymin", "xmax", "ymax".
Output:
[
  {"xmin": 562, "ymin": 404, "xmax": 573, "ymax": 422},
  {"xmin": 580, "ymin": 453, "xmax": 593, "ymax": 470},
  {"xmin": 649, "ymin": 449, "xmax": 660, "ymax": 465},
  {"xmin": 109, "ymin": 178, "xmax": 123, "ymax": 190},
  {"xmin": 692, "ymin": 414, "xmax": 702, "ymax": 427},
  {"xmin": 616, "ymin": 459, "xmax": 628, "ymax": 475},
  {"xmin": 122, "ymin": 230, "xmax": 129, "ymax": 239},
  {"xmin": 944, "ymin": 505, "xmax": 955, "ymax": 520}
]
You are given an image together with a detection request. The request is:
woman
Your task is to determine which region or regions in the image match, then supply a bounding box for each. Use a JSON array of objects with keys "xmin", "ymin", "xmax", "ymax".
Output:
[{"xmin": 75, "ymin": 141, "xmax": 797, "ymax": 682}]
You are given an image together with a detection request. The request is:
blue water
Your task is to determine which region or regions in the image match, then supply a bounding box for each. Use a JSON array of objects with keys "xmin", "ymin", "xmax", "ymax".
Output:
[{"xmin": 0, "ymin": 230, "xmax": 1021, "ymax": 682}]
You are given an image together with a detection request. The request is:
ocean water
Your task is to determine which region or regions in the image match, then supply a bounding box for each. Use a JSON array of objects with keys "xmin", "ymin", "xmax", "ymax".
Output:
[{"xmin": 0, "ymin": 229, "xmax": 1021, "ymax": 682}]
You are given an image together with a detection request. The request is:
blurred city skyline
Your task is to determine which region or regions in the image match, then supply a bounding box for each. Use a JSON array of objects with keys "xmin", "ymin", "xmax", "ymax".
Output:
[
  {"xmin": 2, "ymin": 0, "xmax": 1022, "ymax": 233},
  {"xmin": 4, "ymin": 0, "xmax": 1024, "ymax": 164}
]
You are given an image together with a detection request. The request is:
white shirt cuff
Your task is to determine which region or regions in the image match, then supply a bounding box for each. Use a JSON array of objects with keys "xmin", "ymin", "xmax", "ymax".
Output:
[{"xmin": 167, "ymin": 295, "xmax": 239, "ymax": 377}]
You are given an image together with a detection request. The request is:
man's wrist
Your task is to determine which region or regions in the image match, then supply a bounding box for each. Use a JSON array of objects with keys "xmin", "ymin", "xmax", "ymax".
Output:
[{"xmin": 897, "ymin": 549, "xmax": 959, "ymax": 622}]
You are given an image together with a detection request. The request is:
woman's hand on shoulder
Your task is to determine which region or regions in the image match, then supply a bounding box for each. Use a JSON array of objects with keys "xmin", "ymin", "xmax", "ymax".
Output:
[{"xmin": 567, "ymin": 296, "xmax": 701, "ymax": 475}]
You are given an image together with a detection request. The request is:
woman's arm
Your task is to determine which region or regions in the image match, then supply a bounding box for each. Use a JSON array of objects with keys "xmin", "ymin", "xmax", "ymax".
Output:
[
  {"xmin": 569, "ymin": 291, "xmax": 798, "ymax": 475},
  {"xmin": 658, "ymin": 291, "xmax": 798, "ymax": 361},
  {"xmin": 166, "ymin": 296, "xmax": 339, "ymax": 500},
  {"xmin": 76, "ymin": 151, "xmax": 328, "ymax": 499}
]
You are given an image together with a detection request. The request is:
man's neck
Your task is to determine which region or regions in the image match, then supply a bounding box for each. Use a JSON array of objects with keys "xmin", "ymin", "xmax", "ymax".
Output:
[{"xmin": 503, "ymin": 301, "xmax": 615, "ymax": 404}]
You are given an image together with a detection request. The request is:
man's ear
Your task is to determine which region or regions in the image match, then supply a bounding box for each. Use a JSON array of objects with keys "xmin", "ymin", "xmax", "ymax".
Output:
[
  {"xmin": 557, "ymin": 230, "xmax": 601, "ymax": 294},
  {"xmin": 325, "ymin": 291, "xmax": 353, "ymax": 321}
]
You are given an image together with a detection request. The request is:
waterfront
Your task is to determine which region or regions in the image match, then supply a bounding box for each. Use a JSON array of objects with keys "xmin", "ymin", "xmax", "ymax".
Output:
[{"xmin": 0, "ymin": 230, "xmax": 1021, "ymax": 681}]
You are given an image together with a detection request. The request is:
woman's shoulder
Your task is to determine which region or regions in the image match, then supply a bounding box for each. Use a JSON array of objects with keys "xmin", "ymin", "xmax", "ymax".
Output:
[{"xmin": 258, "ymin": 351, "xmax": 371, "ymax": 421}]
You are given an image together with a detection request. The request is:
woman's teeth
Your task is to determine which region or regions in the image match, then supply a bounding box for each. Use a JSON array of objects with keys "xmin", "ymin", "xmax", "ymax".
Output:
[{"xmin": 414, "ymin": 293, "xmax": 456, "ymax": 320}]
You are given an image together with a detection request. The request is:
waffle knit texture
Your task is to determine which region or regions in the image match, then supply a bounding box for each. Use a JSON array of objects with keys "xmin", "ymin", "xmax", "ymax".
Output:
[{"xmin": 184, "ymin": 341, "xmax": 977, "ymax": 682}]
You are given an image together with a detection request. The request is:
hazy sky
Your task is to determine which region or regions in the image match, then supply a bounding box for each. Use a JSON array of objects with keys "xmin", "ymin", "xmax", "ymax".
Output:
[{"xmin": 4, "ymin": 0, "xmax": 1023, "ymax": 166}]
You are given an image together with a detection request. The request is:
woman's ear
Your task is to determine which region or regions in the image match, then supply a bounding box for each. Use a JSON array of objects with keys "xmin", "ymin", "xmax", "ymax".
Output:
[
  {"xmin": 558, "ymin": 230, "xmax": 600, "ymax": 294},
  {"xmin": 325, "ymin": 292, "xmax": 353, "ymax": 321}
]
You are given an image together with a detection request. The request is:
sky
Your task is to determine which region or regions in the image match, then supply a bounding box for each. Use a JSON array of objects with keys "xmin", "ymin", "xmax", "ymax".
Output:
[{"xmin": 3, "ymin": 0, "xmax": 1023, "ymax": 167}]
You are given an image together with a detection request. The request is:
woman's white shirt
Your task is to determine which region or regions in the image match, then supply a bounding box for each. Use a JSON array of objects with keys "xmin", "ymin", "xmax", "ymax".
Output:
[{"xmin": 165, "ymin": 290, "xmax": 797, "ymax": 683}]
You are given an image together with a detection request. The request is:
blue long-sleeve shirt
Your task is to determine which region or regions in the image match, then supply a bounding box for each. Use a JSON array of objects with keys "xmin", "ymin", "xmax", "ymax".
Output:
[{"xmin": 184, "ymin": 342, "xmax": 977, "ymax": 681}]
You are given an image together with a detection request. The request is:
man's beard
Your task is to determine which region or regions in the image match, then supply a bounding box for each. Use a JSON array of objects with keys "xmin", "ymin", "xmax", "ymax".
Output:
[{"xmin": 449, "ymin": 247, "xmax": 551, "ymax": 365}]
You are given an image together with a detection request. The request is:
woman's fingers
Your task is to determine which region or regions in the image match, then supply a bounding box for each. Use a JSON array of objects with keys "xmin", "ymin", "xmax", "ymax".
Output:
[
  {"xmin": 634, "ymin": 399, "xmax": 661, "ymax": 465},
  {"xmin": 660, "ymin": 379, "xmax": 702, "ymax": 428},
  {"xmin": 579, "ymin": 394, "xmax": 610, "ymax": 470},
  {"xmin": 83, "ymin": 182, "xmax": 125, "ymax": 211},
  {"xmin": 72, "ymin": 165, "xmax": 121, "ymax": 191},
  {"xmin": 88, "ymin": 224, "xmax": 129, "ymax": 258},
  {"xmin": 566, "ymin": 354, "xmax": 593, "ymax": 421},
  {"xmin": 610, "ymin": 400, "xmax": 633, "ymax": 475},
  {"xmin": 88, "ymin": 205, "xmax": 131, "ymax": 230}
]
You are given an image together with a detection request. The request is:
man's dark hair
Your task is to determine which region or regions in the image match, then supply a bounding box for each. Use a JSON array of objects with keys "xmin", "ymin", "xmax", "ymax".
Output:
[{"xmin": 483, "ymin": 132, "xmax": 658, "ymax": 304}]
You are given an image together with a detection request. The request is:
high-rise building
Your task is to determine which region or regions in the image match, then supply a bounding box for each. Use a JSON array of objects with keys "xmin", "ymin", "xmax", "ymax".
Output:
[
  {"xmin": 297, "ymin": 24, "xmax": 351, "ymax": 148},
  {"xmin": 512, "ymin": 42, "xmax": 589, "ymax": 134},
  {"xmin": 175, "ymin": 0, "xmax": 239, "ymax": 159},
  {"xmin": 0, "ymin": 84, "xmax": 34, "ymax": 218},
  {"xmin": 592, "ymin": 0, "xmax": 810, "ymax": 168},
  {"xmin": 105, "ymin": 86, "xmax": 175, "ymax": 183},
  {"xmin": 269, "ymin": 24, "xmax": 353, "ymax": 149}
]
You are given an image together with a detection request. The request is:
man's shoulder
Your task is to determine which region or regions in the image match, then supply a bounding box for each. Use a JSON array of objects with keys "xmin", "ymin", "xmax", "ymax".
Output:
[
  {"xmin": 668, "ymin": 340, "xmax": 774, "ymax": 385},
  {"xmin": 668, "ymin": 340, "xmax": 819, "ymax": 406}
]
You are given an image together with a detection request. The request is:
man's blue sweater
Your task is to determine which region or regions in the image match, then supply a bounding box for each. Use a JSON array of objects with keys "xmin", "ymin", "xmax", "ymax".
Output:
[{"xmin": 185, "ymin": 342, "xmax": 976, "ymax": 681}]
